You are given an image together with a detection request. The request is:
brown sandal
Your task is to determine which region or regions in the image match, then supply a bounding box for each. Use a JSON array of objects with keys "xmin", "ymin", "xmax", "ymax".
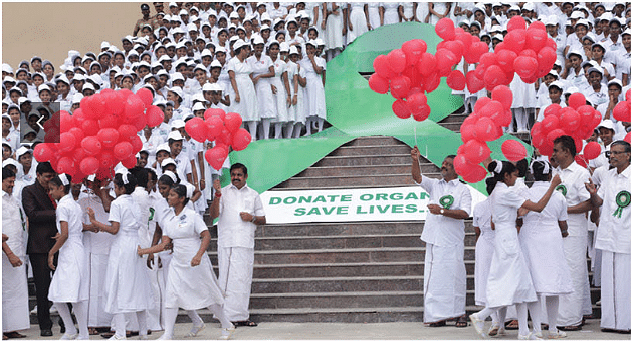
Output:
[
  {"xmin": 427, "ymin": 320, "xmax": 446, "ymax": 327},
  {"xmin": 559, "ymin": 325, "xmax": 582, "ymax": 331},
  {"xmin": 455, "ymin": 315, "xmax": 468, "ymax": 328},
  {"xmin": 505, "ymin": 320, "xmax": 519, "ymax": 330}
]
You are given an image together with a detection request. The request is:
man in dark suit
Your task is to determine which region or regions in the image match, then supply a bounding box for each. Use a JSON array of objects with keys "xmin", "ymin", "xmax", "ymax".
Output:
[{"xmin": 21, "ymin": 161, "xmax": 58, "ymax": 337}]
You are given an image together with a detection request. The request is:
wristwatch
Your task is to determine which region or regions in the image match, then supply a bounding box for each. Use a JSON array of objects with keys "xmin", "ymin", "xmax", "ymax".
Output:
[{"xmin": 440, "ymin": 209, "xmax": 445, "ymax": 215}]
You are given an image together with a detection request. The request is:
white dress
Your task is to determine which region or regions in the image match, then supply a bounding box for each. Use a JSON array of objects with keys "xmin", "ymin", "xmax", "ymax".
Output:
[
  {"xmin": 162, "ymin": 207, "xmax": 224, "ymax": 310},
  {"xmin": 247, "ymin": 54, "xmax": 276, "ymax": 120},
  {"xmin": 286, "ymin": 61, "xmax": 306, "ymax": 124},
  {"xmin": 347, "ymin": 2, "xmax": 369, "ymax": 44},
  {"xmin": 473, "ymin": 197, "xmax": 495, "ymax": 306},
  {"xmin": 486, "ymin": 182, "xmax": 537, "ymax": 308},
  {"xmin": 429, "ymin": 2, "xmax": 450, "ymax": 25},
  {"xmin": 519, "ymin": 181, "xmax": 574, "ymax": 296},
  {"xmin": 48, "ymin": 194, "xmax": 89, "ymax": 303},
  {"xmin": 227, "ymin": 56, "xmax": 259, "ymax": 122},
  {"xmin": 326, "ymin": 2, "xmax": 344, "ymax": 50},
  {"xmin": 382, "ymin": 2, "xmax": 400, "ymax": 25},
  {"xmin": 510, "ymin": 73, "xmax": 538, "ymax": 109},
  {"xmin": 104, "ymin": 194, "xmax": 153, "ymax": 314},
  {"xmin": 367, "ymin": 2, "xmax": 381, "ymax": 29},
  {"xmin": 301, "ymin": 56, "xmax": 327, "ymax": 119},
  {"xmin": 270, "ymin": 57, "xmax": 290, "ymax": 123},
  {"xmin": 415, "ymin": 2, "xmax": 430, "ymax": 23}
]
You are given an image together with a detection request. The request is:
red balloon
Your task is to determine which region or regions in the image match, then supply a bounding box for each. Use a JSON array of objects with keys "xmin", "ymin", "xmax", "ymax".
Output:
[
  {"xmin": 525, "ymin": 26, "xmax": 548, "ymax": 52},
  {"xmin": 231, "ymin": 128, "xmax": 251, "ymax": 151},
  {"xmin": 499, "ymin": 109, "xmax": 513, "ymax": 127},
  {"xmin": 625, "ymin": 132, "xmax": 631, "ymax": 143},
  {"xmin": 392, "ymin": 99, "xmax": 411, "ymax": 119},
  {"xmin": 542, "ymin": 114, "xmax": 560, "ymax": 131},
  {"xmin": 68, "ymin": 127, "xmax": 85, "ymax": 144},
  {"xmin": 102, "ymin": 90, "xmax": 122, "ymax": 117},
  {"xmin": 125, "ymin": 94, "xmax": 145, "ymax": 118},
  {"xmin": 446, "ymin": 70, "xmax": 466, "ymax": 91},
  {"xmin": 436, "ymin": 49, "xmax": 457, "ymax": 71},
  {"xmin": 416, "ymin": 53, "xmax": 437, "ymax": 76},
  {"xmin": 204, "ymin": 108, "xmax": 226, "ymax": 121},
  {"xmin": 146, "ymin": 105, "xmax": 165, "ymax": 128},
  {"xmin": 495, "ymin": 49, "xmax": 517, "ymax": 72},
  {"xmin": 583, "ymin": 142, "xmax": 602, "ymax": 160},
  {"xmin": 224, "ymin": 112, "xmax": 243, "ymax": 133},
  {"xmin": 80, "ymin": 96, "xmax": 98, "ymax": 120},
  {"xmin": 60, "ymin": 110, "xmax": 73, "ymax": 133},
  {"xmin": 453, "ymin": 153, "xmax": 474, "ymax": 175},
  {"xmin": 131, "ymin": 113, "xmax": 148, "ymax": 132},
  {"xmin": 546, "ymin": 128, "xmax": 566, "ymax": 143},
  {"xmin": 463, "ymin": 139, "xmax": 491, "ymax": 164},
  {"xmin": 390, "ymin": 75, "xmax": 410, "ymax": 99},
  {"xmin": 136, "ymin": 87, "xmax": 154, "ymax": 108},
  {"xmin": 501, "ymin": 140, "xmax": 527, "ymax": 162},
  {"xmin": 568, "ymin": 93, "xmax": 586, "ymax": 109},
  {"xmin": 87, "ymin": 94, "xmax": 106, "ymax": 119},
  {"xmin": 97, "ymin": 128, "xmax": 120, "ymax": 148},
  {"xmin": 33, "ymin": 143, "xmax": 55, "ymax": 162},
  {"xmin": 406, "ymin": 93, "xmax": 427, "ymax": 113},
  {"xmin": 206, "ymin": 117, "xmax": 224, "ymax": 141},
  {"xmin": 369, "ymin": 73, "xmax": 390, "ymax": 94},
  {"xmin": 473, "ymin": 97, "xmax": 491, "ymax": 113},
  {"xmin": 465, "ymin": 42, "xmax": 489, "ymax": 64},
  {"xmin": 185, "ymin": 117, "xmax": 209, "ymax": 143},
  {"xmin": 81, "ymin": 136, "xmax": 102, "ymax": 155},
  {"xmin": 59, "ymin": 132, "xmax": 77, "ymax": 153},
  {"xmin": 118, "ymin": 124, "xmax": 137, "ymax": 143},
  {"xmin": 216, "ymin": 128, "xmax": 233, "ymax": 146},
  {"xmin": 113, "ymin": 142, "xmax": 133, "ymax": 161},
  {"xmin": 205, "ymin": 146, "xmax": 229, "ymax": 171},
  {"xmin": 402, "ymin": 39, "xmax": 427, "ymax": 66},
  {"xmin": 504, "ymin": 29, "xmax": 527, "ymax": 54},
  {"xmin": 412, "ymin": 104, "xmax": 430, "ymax": 122},
  {"xmin": 561, "ymin": 109, "xmax": 581, "ymax": 133},
  {"xmin": 575, "ymin": 154, "xmax": 588, "ymax": 168},
  {"xmin": 387, "ymin": 49, "xmax": 407, "ymax": 74},
  {"xmin": 466, "ymin": 71, "xmax": 484, "ymax": 94},
  {"xmin": 98, "ymin": 114, "xmax": 119, "ymax": 129},
  {"xmin": 474, "ymin": 117, "xmax": 496, "ymax": 142},
  {"xmin": 483, "ymin": 65, "xmax": 507, "ymax": 91},
  {"xmin": 79, "ymin": 157, "xmax": 99, "ymax": 175},
  {"xmin": 56, "ymin": 156, "xmax": 75, "ymax": 175},
  {"xmin": 480, "ymin": 100, "xmax": 504, "ymax": 120},
  {"xmin": 435, "ymin": 17, "xmax": 456, "ymax": 40},
  {"xmin": 373, "ymin": 54, "xmax": 394, "ymax": 79},
  {"xmin": 513, "ymin": 56, "xmax": 538, "ymax": 79},
  {"xmin": 537, "ymin": 47, "xmax": 557, "ymax": 74},
  {"xmin": 462, "ymin": 165, "xmax": 487, "ymax": 183},
  {"xmin": 613, "ymin": 101, "xmax": 631, "ymax": 122},
  {"xmin": 627, "ymin": 89, "xmax": 631, "ymax": 102},
  {"xmin": 460, "ymin": 123, "xmax": 476, "ymax": 143},
  {"xmin": 81, "ymin": 119, "xmax": 99, "ymax": 136},
  {"xmin": 122, "ymin": 155, "xmax": 138, "ymax": 169},
  {"xmin": 491, "ymin": 86, "xmax": 513, "ymax": 111},
  {"xmin": 444, "ymin": 40, "xmax": 464, "ymax": 60},
  {"xmin": 543, "ymin": 103, "xmax": 562, "ymax": 118},
  {"xmin": 423, "ymin": 72, "xmax": 441, "ymax": 93},
  {"xmin": 130, "ymin": 135, "xmax": 143, "ymax": 154},
  {"xmin": 507, "ymin": 15, "xmax": 527, "ymax": 32}
]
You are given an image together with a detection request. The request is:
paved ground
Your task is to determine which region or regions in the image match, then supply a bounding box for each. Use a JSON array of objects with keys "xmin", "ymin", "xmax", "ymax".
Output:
[{"xmin": 16, "ymin": 319, "xmax": 629, "ymax": 340}]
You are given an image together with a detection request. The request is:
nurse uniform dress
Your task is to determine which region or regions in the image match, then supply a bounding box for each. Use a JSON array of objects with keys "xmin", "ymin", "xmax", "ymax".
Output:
[
  {"xmin": 162, "ymin": 207, "xmax": 224, "ymax": 310},
  {"xmin": 301, "ymin": 56, "xmax": 327, "ymax": 120},
  {"xmin": 325, "ymin": 2, "xmax": 344, "ymax": 51},
  {"xmin": 347, "ymin": 2, "xmax": 369, "ymax": 44},
  {"xmin": 367, "ymin": 2, "xmax": 382, "ymax": 29},
  {"xmin": 227, "ymin": 56, "xmax": 259, "ymax": 122},
  {"xmin": 486, "ymin": 182, "xmax": 537, "ymax": 308},
  {"xmin": 270, "ymin": 57, "xmax": 290, "ymax": 124},
  {"xmin": 48, "ymin": 194, "xmax": 89, "ymax": 304},
  {"xmin": 104, "ymin": 194, "xmax": 153, "ymax": 314},
  {"xmin": 472, "ymin": 196, "xmax": 495, "ymax": 307},
  {"xmin": 247, "ymin": 54, "xmax": 276, "ymax": 120},
  {"xmin": 520, "ymin": 181, "xmax": 573, "ymax": 296},
  {"xmin": 382, "ymin": 2, "xmax": 400, "ymax": 25}
]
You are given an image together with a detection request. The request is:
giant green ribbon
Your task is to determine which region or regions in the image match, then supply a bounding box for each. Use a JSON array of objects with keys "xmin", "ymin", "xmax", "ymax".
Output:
[
  {"xmin": 613, "ymin": 190, "xmax": 630, "ymax": 219},
  {"xmin": 439, "ymin": 195, "xmax": 454, "ymax": 210}
]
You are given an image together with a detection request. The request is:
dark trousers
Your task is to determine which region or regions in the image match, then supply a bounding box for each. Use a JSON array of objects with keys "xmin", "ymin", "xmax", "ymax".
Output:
[{"xmin": 29, "ymin": 253, "xmax": 55, "ymax": 331}]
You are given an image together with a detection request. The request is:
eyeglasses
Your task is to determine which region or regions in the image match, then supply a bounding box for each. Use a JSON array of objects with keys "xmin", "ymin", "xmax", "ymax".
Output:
[{"xmin": 606, "ymin": 150, "xmax": 630, "ymax": 157}]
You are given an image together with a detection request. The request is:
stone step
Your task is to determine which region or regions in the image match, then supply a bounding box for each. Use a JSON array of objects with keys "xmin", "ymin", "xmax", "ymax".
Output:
[
  {"xmin": 329, "ymin": 145, "xmax": 413, "ymax": 157},
  {"xmin": 313, "ymin": 154, "xmax": 413, "ymax": 167},
  {"xmin": 251, "ymin": 275, "xmax": 425, "ymax": 293},
  {"xmin": 299, "ymin": 163, "xmax": 438, "ymax": 177},
  {"xmin": 345, "ymin": 136, "xmax": 403, "ymax": 147},
  {"xmin": 252, "ymin": 261, "xmax": 425, "ymax": 278},
  {"xmin": 276, "ymin": 174, "xmax": 428, "ymax": 189},
  {"xmin": 249, "ymin": 291, "xmax": 426, "ymax": 310},
  {"xmin": 437, "ymin": 122, "xmax": 463, "ymax": 132},
  {"xmin": 439, "ymin": 113, "xmax": 470, "ymax": 124},
  {"xmin": 253, "ymin": 221, "xmax": 435, "ymax": 237}
]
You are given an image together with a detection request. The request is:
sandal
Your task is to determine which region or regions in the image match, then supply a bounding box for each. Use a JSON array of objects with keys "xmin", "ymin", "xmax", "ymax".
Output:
[
  {"xmin": 505, "ymin": 320, "xmax": 519, "ymax": 330},
  {"xmin": 427, "ymin": 320, "xmax": 446, "ymax": 327},
  {"xmin": 232, "ymin": 320, "xmax": 258, "ymax": 327},
  {"xmin": 558, "ymin": 325, "xmax": 582, "ymax": 331},
  {"xmin": 455, "ymin": 315, "xmax": 468, "ymax": 328},
  {"xmin": 3, "ymin": 332, "xmax": 26, "ymax": 339},
  {"xmin": 88, "ymin": 328, "xmax": 99, "ymax": 335}
]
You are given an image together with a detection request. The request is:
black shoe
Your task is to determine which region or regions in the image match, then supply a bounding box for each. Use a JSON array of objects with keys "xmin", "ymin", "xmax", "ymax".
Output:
[
  {"xmin": 60, "ymin": 326, "xmax": 65, "ymax": 334},
  {"xmin": 40, "ymin": 330, "xmax": 53, "ymax": 337}
]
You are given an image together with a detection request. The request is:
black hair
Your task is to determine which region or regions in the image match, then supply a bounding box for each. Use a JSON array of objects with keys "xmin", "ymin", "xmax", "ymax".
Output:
[
  {"xmin": 445, "ymin": 154, "xmax": 456, "ymax": 161},
  {"xmin": 230, "ymin": 162, "xmax": 247, "ymax": 175},
  {"xmin": 35, "ymin": 161, "xmax": 55, "ymax": 175},
  {"xmin": 487, "ymin": 160, "xmax": 517, "ymax": 183},
  {"xmin": 531, "ymin": 160, "xmax": 552, "ymax": 182},
  {"xmin": 3, "ymin": 167, "xmax": 15, "ymax": 180},
  {"xmin": 50, "ymin": 174, "xmax": 71, "ymax": 193},
  {"xmin": 130, "ymin": 167, "xmax": 149, "ymax": 189},
  {"xmin": 553, "ymin": 135, "xmax": 577, "ymax": 157},
  {"xmin": 147, "ymin": 168, "xmax": 157, "ymax": 182},
  {"xmin": 113, "ymin": 173, "xmax": 137, "ymax": 194},
  {"xmin": 516, "ymin": 159, "xmax": 529, "ymax": 178},
  {"xmin": 172, "ymin": 184, "xmax": 190, "ymax": 205},
  {"xmin": 158, "ymin": 172, "xmax": 180, "ymax": 187},
  {"xmin": 485, "ymin": 177, "xmax": 496, "ymax": 195}
]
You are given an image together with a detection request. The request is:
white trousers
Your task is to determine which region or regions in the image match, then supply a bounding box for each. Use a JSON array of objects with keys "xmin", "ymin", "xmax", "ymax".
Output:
[
  {"xmin": 558, "ymin": 235, "xmax": 591, "ymax": 326},
  {"xmin": 600, "ymin": 250, "xmax": 631, "ymax": 331},
  {"xmin": 218, "ymin": 246, "xmax": 255, "ymax": 321},
  {"xmin": 86, "ymin": 253, "xmax": 113, "ymax": 328},
  {"xmin": 2, "ymin": 254, "xmax": 29, "ymax": 332},
  {"xmin": 423, "ymin": 243, "xmax": 466, "ymax": 323}
]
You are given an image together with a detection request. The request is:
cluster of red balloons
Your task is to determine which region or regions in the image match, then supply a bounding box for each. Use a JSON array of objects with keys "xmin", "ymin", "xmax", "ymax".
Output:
[
  {"xmin": 453, "ymin": 85, "xmax": 518, "ymax": 182},
  {"xmin": 531, "ymin": 92, "xmax": 602, "ymax": 160},
  {"xmin": 613, "ymin": 89, "xmax": 631, "ymax": 143},
  {"xmin": 466, "ymin": 16, "xmax": 557, "ymax": 93},
  {"xmin": 32, "ymin": 88, "xmax": 162, "ymax": 182},
  {"xmin": 185, "ymin": 108, "xmax": 251, "ymax": 171}
]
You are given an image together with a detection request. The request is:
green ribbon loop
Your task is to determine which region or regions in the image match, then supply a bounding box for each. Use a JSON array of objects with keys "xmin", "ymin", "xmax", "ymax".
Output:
[
  {"xmin": 555, "ymin": 184, "xmax": 567, "ymax": 197},
  {"xmin": 613, "ymin": 190, "xmax": 630, "ymax": 219},
  {"xmin": 439, "ymin": 195, "xmax": 454, "ymax": 210}
]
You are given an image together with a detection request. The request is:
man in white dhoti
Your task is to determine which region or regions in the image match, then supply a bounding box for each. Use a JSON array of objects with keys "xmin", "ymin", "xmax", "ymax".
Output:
[
  {"xmin": 585, "ymin": 141, "xmax": 631, "ymax": 333},
  {"xmin": 411, "ymin": 147, "xmax": 471, "ymax": 327},
  {"xmin": 2, "ymin": 167, "xmax": 29, "ymax": 339},
  {"xmin": 551, "ymin": 135, "xmax": 593, "ymax": 330},
  {"xmin": 210, "ymin": 163, "xmax": 266, "ymax": 327}
]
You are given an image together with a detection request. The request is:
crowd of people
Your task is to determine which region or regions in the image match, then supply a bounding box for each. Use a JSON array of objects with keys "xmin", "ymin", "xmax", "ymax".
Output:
[{"xmin": 1, "ymin": 1, "xmax": 631, "ymax": 341}]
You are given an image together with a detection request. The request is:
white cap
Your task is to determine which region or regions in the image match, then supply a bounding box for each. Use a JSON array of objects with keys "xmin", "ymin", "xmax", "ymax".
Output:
[
  {"xmin": 38, "ymin": 84, "xmax": 50, "ymax": 92},
  {"xmin": 192, "ymin": 102, "xmax": 206, "ymax": 111},
  {"xmin": 201, "ymin": 49, "xmax": 213, "ymax": 58},
  {"xmin": 171, "ymin": 72, "xmax": 185, "ymax": 82},
  {"xmin": 570, "ymin": 11, "xmax": 584, "ymax": 19},
  {"xmin": 168, "ymin": 130, "xmax": 184, "ymax": 141},
  {"xmin": 548, "ymin": 81, "xmax": 564, "ymax": 90},
  {"xmin": 171, "ymin": 119, "xmax": 186, "ymax": 129},
  {"xmin": 607, "ymin": 78, "xmax": 623, "ymax": 88},
  {"xmin": 233, "ymin": 39, "xmax": 249, "ymax": 50},
  {"xmin": 210, "ymin": 60, "xmax": 222, "ymax": 69},
  {"xmin": 82, "ymin": 83, "xmax": 95, "ymax": 91},
  {"xmin": 100, "ymin": 41, "xmax": 111, "ymax": 49},
  {"xmin": 597, "ymin": 120, "xmax": 615, "ymax": 131},
  {"xmin": 161, "ymin": 157, "xmax": 177, "ymax": 168},
  {"xmin": 156, "ymin": 143, "xmax": 170, "ymax": 154},
  {"xmin": 587, "ymin": 66, "xmax": 604, "ymax": 76},
  {"xmin": 16, "ymin": 146, "xmax": 32, "ymax": 158},
  {"xmin": 72, "ymin": 93, "xmax": 84, "ymax": 104},
  {"xmin": 252, "ymin": 36, "xmax": 265, "ymax": 46},
  {"xmin": 168, "ymin": 86, "xmax": 184, "ymax": 99}
]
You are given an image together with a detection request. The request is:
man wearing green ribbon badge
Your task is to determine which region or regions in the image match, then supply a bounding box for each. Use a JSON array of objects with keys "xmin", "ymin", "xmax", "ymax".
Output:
[
  {"xmin": 411, "ymin": 146, "xmax": 471, "ymax": 328},
  {"xmin": 585, "ymin": 141, "xmax": 631, "ymax": 333}
]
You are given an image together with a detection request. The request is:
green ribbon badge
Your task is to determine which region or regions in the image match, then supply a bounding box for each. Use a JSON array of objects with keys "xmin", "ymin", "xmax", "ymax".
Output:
[
  {"xmin": 555, "ymin": 184, "xmax": 567, "ymax": 197},
  {"xmin": 148, "ymin": 207, "xmax": 155, "ymax": 222},
  {"xmin": 613, "ymin": 190, "xmax": 630, "ymax": 219},
  {"xmin": 439, "ymin": 195, "xmax": 454, "ymax": 210}
]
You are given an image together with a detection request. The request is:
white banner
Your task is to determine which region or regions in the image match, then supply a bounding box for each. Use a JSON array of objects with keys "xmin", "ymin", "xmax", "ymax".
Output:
[{"xmin": 261, "ymin": 186, "xmax": 486, "ymax": 224}]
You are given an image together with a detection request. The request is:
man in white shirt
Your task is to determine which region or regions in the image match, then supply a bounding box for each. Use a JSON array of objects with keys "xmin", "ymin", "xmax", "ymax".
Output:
[
  {"xmin": 551, "ymin": 135, "xmax": 593, "ymax": 330},
  {"xmin": 411, "ymin": 146, "xmax": 471, "ymax": 327},
  {"xmin": 2, "ymin": 167, "xmax": 29, "ymax": 339},
  {"xmin": 210, "ymin": 163, "xmax": 265, "ymax": 327},
  {"xmin": 585, "ymin": 141, "xmax": 630, "ymax": 333}
]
